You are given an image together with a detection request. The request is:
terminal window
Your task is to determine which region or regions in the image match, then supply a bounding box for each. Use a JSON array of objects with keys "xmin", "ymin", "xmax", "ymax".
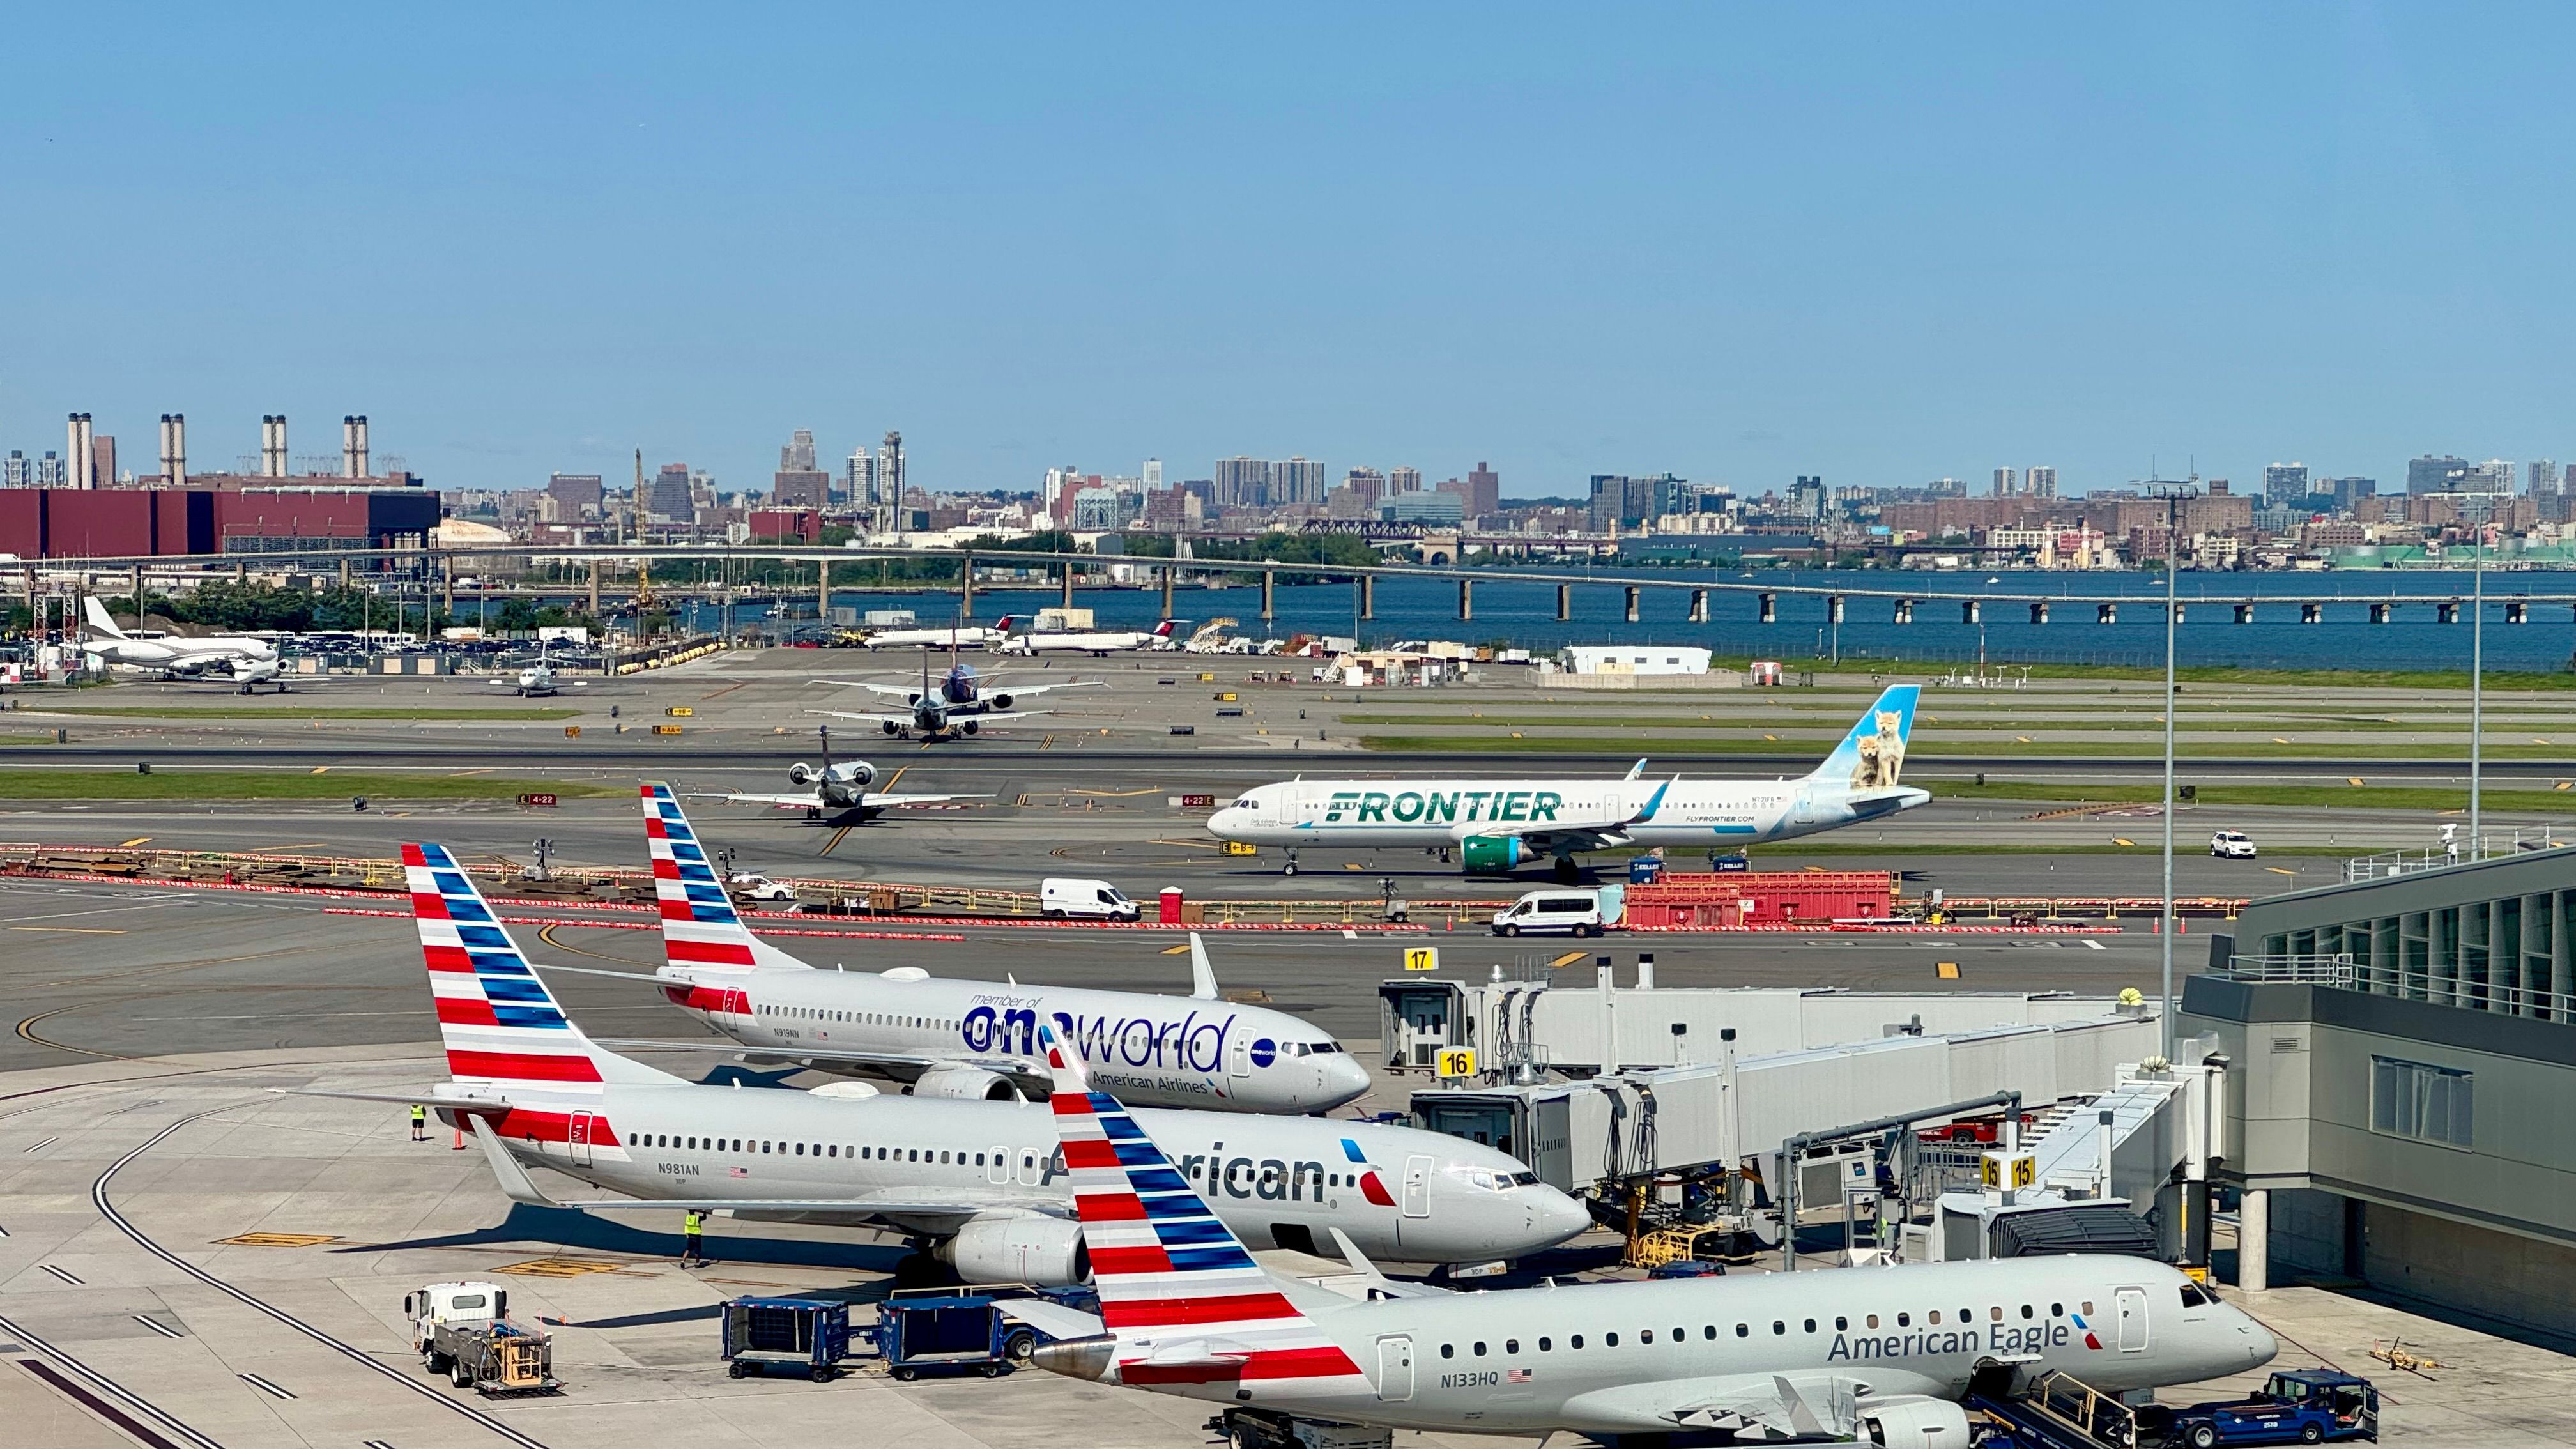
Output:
[{"xmin": 2370, "ymin": 1055, "xmax": 2473, "ymax": 1147}]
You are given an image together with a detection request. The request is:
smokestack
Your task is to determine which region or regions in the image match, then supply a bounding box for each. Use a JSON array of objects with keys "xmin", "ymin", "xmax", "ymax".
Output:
[
  {"xmin": 351, "ymin": 415, "xmax": 369, "ymax": 479},
  {"xmin": 67, "ymin": 413, "xmax": 95, "ymax": 490},
  {"xmin": 342, "ymin": 415, "xmax": 358, "ymax": 477},
  {"xmin": 260, "ymin": 415, "xmax": 288, "ymax": 478},
  {"xmin": 159, "ymin": 414, "xmax": 187, "ymax": 486}
]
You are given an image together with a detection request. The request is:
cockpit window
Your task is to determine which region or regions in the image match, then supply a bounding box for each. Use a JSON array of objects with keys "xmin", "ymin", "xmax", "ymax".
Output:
[
  {"xmin": 1459, "ymin": 1168, "xmax": 1543, "ymax": 1192},
  {"xmin": 2179, "ymin": 1282, "xmax": 2213, "ymax": 1307}
]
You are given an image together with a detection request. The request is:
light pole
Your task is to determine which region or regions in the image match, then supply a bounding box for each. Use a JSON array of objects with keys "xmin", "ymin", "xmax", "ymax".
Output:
[
  {"xmin": 2146, "ymin": 480, "xmax": 2201, "ymax": 1059},
  {"xmin": 2470, "ymin": 523, "xmax": 2486, "ymax": 853}
]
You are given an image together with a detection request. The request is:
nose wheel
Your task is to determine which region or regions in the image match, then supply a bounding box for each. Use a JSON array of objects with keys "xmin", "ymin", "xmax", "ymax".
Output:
[{"xmin": 1282, "ymin": 850, "xmax": 1300, "ymax": 877}]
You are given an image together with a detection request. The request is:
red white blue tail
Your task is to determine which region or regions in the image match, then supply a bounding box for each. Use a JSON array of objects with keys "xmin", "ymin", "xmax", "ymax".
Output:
[
  {"xmin": 406, "ymin": 841, "xmax": 672, "ymax": 1092},
  {"xmin": 640, "ymin": 783, "xmax": 811, "ymax": 974},
  {"xmin": 1039, "ymin": 1022, "xmax": 1368, "ymax": 1393}
]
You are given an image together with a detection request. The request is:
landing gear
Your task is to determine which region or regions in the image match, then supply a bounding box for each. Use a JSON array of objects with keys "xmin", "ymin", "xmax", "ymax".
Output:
[
  {"xmin": 1281, "ymin": 850, "xmax": 1300, "ymax": 877},
  {"xmin": 1552, "ymin": 855, "xmax": 1581, "ymax": 884}
]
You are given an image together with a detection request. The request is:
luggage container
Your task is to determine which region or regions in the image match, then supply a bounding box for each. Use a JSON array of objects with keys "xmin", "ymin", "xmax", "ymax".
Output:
[{"xmin": 721, "ymin": 1296, "xmax": 852, "ymax": 1381}]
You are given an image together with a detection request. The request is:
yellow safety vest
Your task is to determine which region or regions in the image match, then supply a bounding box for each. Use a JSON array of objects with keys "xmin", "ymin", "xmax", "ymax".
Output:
[
  {"xmin": 684, "ymin": 1211, "xmax": 704, "ymax": 1232},
  {"xmin": 411, "ymin": 1105, "xmax": 426, "ymax": 1122}
]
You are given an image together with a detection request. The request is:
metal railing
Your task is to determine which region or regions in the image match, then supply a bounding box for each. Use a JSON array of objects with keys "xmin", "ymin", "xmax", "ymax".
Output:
[
  {"xmin": 2215, "ymin": 952, "xmax": 2576, "ymax": 1021},
  {"xmin": 2345, "ymin": 825, "xmax": 2573, "ymax": 883}
]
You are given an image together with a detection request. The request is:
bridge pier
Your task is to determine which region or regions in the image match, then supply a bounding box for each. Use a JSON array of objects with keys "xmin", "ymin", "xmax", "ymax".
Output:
[
  {"xmin": 1759, "ymin": 591, "xmax": 1777, "ymax": 624},
  {"xmin": 1261, "ymin": 568, "xmax": 1275, "ymax": 623},
  {"xmin": 2233, "ymin": 603, "xmax": 2253, "ymax": 624},
  {"xmin": 1689, "ymin": 588, "xmax": 1708, "ymax": 623},
  {"xmin": 1827, "ymin": 594, "xmax": 1844, "ymax": 624},
  {"xmin": 816, "ymin": 558, "xmax": 830, "ymax": 624},
  {"xmin": 960, "ymin": 551, "xmax": 975, "ymax": 617},
  {"xmin": 2097, "ymin": 602, "xmax": 2117, "ymax": 624},
  {"xmin": 1623, "ymin": 585, "xmax": 1640, "ymax": 623},
  {"xmin": 340, "ymin": 557, "xmax": 351, "ymax": 588},
  {"xmin": 2030, "ymin": 601, "xmax": 2048, "ymax": 625},
  {"xmin": 130, "ymin": 564, "xmax": 143, "ymax": 616},
  {"xmin": 1893, "ymin": 598, "xmax": 1913, "ymax": 624},
  {"xmin": 2507, "ymin": 599, "xmax": 2527, "ymax": 624},
  {"xmin": 1459, "ymin": 578, "xmax": 1474, "ymax": 620},
  {"xmin": 1961, "ymin": 599, "xmax": 1981, "ymax": 624},
  {"xmin": 1555, "ymin": 583, "xmax": 1570, "ymax": 620},
  {"xmin": 588, "ymin": 558, "xmax": 601, "ymax": 618},
  {"xmin": 2301, "ymin": 602, "xmax": 2320, "ymax": 624},
  {"xmin": 1162, "ymin": 565, "xmax": 1176, "ymax": 620},
  {"xmin": 1358, "ymin": 573, "xmax": 1374, "ymax": 621},
  {"xmin": 1061, "ymin": 560, "xmax": 1075, "ymax": 610},
  {"xmin": 441, "ymin": 555, "xmax": 455, "ymax": 618}
]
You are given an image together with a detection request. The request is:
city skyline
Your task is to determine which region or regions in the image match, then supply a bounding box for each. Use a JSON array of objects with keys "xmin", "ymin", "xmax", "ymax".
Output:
[{"xmin": 10, "ymin": 8, "xmax": 2576, "ymax": 500}]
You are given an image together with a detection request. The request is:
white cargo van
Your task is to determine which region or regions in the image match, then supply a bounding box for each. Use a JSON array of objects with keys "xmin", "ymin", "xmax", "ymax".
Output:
[
  {"xmin": 1491, "ymin": 888, "xmax": 1605, "ymax": 937},
  {"xmin": 1041, "ymin": 877, "xmax": 1138, "ymax": 921}
]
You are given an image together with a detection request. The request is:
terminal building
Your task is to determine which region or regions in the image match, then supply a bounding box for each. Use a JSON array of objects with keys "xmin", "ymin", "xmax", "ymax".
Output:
[{"xmin": 2187, "ymin": 845, "xmax": 2576, "ymax": 1345}]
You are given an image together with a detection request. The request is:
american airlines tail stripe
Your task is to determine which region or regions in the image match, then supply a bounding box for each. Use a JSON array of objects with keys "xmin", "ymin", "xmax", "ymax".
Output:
[{"xmin": 407, "ymin": 842, "xmax": 604, "ymax": 1090}]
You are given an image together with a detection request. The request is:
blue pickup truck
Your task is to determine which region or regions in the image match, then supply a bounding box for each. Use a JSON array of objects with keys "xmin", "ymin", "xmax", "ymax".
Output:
[{"xmin": 2139, "ymin": 1370, "xmax": 2379, "ymax": 1448}]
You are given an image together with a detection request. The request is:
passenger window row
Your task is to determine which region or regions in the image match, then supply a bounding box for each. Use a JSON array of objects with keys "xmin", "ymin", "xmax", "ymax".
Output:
[
  {"xmin": 622, "ymin": 1133, "xmax": 1030, "ymax": 1169},
  {"xmin": 1439, "ymin": 1300, "xmax": 2103, "ymax": 1358},
  {"xmin": 758, "ymin": 1006, "xmax": 956, "ymax": 1030}
]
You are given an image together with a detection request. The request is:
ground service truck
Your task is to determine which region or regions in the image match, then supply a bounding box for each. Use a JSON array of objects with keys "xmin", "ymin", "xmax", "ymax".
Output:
[{"xmin": 406, "ymin": 1280, "xmax": 560, "ymax": 1395}]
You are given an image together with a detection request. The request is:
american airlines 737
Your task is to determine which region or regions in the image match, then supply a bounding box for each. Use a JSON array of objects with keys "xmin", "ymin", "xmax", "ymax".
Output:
[
  {"xmin": 596, "ymin": 784, "xmax": 1371, "ymax": 1113},
  {"xmin": 1209, "ymin": 684, "xmax": 1931, "ymax": 879},
  {"xmin": 303, "ymin": 842, "xmax": 1590, "ymax": 1285},
  {"xmin": 1023, "ymin": 1029, "xmax": 2278, "ymax": 1445}
]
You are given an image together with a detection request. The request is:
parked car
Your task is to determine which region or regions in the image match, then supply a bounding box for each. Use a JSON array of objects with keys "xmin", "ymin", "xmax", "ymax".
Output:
[{"xmin": 2211, "ymin": 831, "xmax": 2258, "ymax": 859}]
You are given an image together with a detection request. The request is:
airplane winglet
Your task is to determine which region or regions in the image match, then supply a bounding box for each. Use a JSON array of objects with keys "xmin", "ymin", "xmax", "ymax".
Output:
[
  {"xmin": 1188, "ymin": 932, "xmax": 1218, "ymax": 1000},
  {"xmin": 1625, "ymin": 758, "xmax": 1647, "ymax": 781}
]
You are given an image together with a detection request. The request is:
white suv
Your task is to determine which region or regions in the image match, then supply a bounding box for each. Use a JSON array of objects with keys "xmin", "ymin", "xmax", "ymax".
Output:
[{"xmin": 2210, "ymin": 831, "xmax": 2257, "ymax": 860}]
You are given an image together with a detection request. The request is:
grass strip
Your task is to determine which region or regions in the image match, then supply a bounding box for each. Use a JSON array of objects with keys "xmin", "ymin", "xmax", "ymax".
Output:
[
  {"xmin": 1355, "ymin": 735, "xmax": 2564, "ymax": 761},
  {"xmin": 0, "ymin": 770, "xmax": 618, "ymax": 801},
  {"xmin": 34, "ymin": 705, "xmax": 583, "ymax": 721},
  {"xmin": 1924, "ymin": 779, "xmax": 2576, "ymax": 814}
]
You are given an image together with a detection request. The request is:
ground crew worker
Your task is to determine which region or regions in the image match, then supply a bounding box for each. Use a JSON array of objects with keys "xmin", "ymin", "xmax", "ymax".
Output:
[
  {"xmin": 681, "ymin": 1209, "xmax": 707, "ymax": 1266},
  {"xmin": 410, "ymin": 1104, "xmax": 428, "ymax": 1142}
]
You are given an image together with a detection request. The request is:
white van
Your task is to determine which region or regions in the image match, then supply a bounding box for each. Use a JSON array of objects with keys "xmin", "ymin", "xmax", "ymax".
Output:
[
  {"xmin": 1491, "ymin": 888, "xmax": 1606, "ymax": 937},
  {"xmin": 1041, "ymin": 877, "xmax": 1138, "ymax": 921}
]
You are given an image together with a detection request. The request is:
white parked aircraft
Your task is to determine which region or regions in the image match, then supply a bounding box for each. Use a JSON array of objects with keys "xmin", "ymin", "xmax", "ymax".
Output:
[
  {"xmin": 297, "ymin": 842, "xmax": 1590, "ymax": 1283},
  {"xmin": 1002, "ymin": 618, "xmax": 1181, "ymax": 656},
  {"xmin": 80, "ymin": 596, "xmax": 284, "ymax": 693},
  {"xmin": 859, "ymin": 615, "xmax": 1020, "ymax": 650},
  {"xmin": 587, "ymin": 785, "xmax": 1371, "ymax": 1113},
  {"xmin": 1023, "ymin": 1033, "xmax": 2279, "ymax": 1444},
  {"xmin": 1209, "ymin": 684, "xmax": 1932, "ymax": 878},
  {"xmin": 492, "ymin": 660, "xmax": 585, "ymax": 696},
  {"xmin": 808, "ymin": 657, "xmax": 1091, "ymax": 739},
  {"xmin": 707, "ymin": 726, "xmax": 983, "ymax": 820}
]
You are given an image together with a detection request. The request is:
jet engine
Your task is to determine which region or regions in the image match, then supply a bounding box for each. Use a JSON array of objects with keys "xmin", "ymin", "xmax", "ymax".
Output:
[
  {"xmin": 937, "ymin": 1215, "xmax": 1087, "ymax": 1285},
  {"xmin": 881, "ymin": 720, "xmax": 904, "ymax": 735},
  {"xmin": 1457, "ymin": 835, "xmax": 1526, "ymax": 874},
  {"xmin": 790, "ymin": 760, "xmax": 877, "ymax": 788},
  {"xmin": 960, "ymin": 719, "xmax": 980, "ymax": 735},
  {"xmin": 1859, "ymin": 1397, "xmax": 1972, "ymax": 1448},
  {"xmin": 988, "ymin": 693, "xmax": 1013, "ymax": 710},
  {"xmin": 910, "ymin": 1064, "xmax": 1022, "ymax": 1101}
]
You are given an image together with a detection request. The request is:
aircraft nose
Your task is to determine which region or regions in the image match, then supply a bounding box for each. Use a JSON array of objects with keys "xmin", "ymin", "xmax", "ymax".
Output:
[
  {"xmin": 1319, "ymin": 1052, "xmax": 1371, "ymax": 1105},
  {"xmin": 2239, "ymin": 1314, "xmax": 2280, "ymax": 1366},
  {"xmin": 1535, "ymin": 1186, "xmax": 1593, "ymax": 1245}
]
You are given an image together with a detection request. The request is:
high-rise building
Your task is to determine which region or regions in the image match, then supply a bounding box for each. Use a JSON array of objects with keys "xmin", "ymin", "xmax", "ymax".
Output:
[
  {"xmin": 1387, "ymin": 466, "xmax": 1422, "ymax": 495},
  {"xmin": 1790, "ymin": 474, "xmax": 1828, "ymax": 520},
  {"xmin": 648, "ymin": 463, "xmax": 694, "ymax": 521},
  {"xmin": 2326, "ymin": 477, "xmax": 2377, "ymax": 512},
  {"xmin": 2529, "ymin": 460, "xmax": 2561, "ymax": 498},
  {"xmin": 2262, "ymin": 463, "xmax": 2310, "ymax": 501},
  {"xmin": 1992, "ymin": 467, "xmax": 2017, "ymax": 496},
  {"xmin": 1466, "ymin": 461, "xmax": 1499, "ymax": 516},
  {"xmin": 1213, "ymin": 456, "xmax": 1269, "ymax": 509},
  {"xmin": 781, "ymin": 429, "xmax": 818, "ymax": 473},
  {"xmin": 2027, "ymin": 466, "xmax": 2057, "ymax": 499},
  {"xmin": 2, "ymin": 451, "xmax": 27, "ymax": 488},
  {"xmin": 2407, "ymin": 455, "xmax": 2472, "ymax": 494},
  {"xmin": 1274, "ymin": 456, "xmax": 1327, "ymax": 505},
  {"xmin": 547, "ymin": 472, "xmax": 604, "ymax": 519},
  {"xmin": 845, "ymin": 447, "xmax": 876, "ymax": 510},
  {"xmin": 2472, "ymin": 459, "xmax": 2515, "ymax": 493},
  {"xmin": 1342, "ymin": 467, "xmax": 1387, "ymax": 509},
  {"xmin": 34, "ymin": 451, "xmax": 65, "ymax": 487},
  {"xmin": 880, "ymin": 431, "xmax": 905, "ymax": 523},
  {"xmin": 1142, "ymin": 457, "xmax": 1163, "ymax": 492}
]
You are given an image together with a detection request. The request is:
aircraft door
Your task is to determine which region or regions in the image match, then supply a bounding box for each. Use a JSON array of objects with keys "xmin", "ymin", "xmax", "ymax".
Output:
[
  {"xmin": 1401, "ymin": 1154, "xmax": 1433, "ymax": 1218},
  {"xmin": 567, "ymin": 1112, "xmax": 596, "ymax": 1168},
  {"xmin": 986, "ymin": 1145, "xmax": 1011, "ymax": 1185},
  {"xmin": 2115, "ymin": 1286, "xmax": 2149, "ymax": 1352},
  {"xmin": 1229, "ymin": 1034, "xmax": 1252, "ymax": 1079},
  {"xmin": 1376, "ymin": 1335, "xmax": 1414, "ymax": 1402}
]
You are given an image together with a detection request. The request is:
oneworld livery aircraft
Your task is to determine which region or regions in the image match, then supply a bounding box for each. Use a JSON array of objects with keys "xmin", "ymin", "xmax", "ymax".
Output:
[
  {"xmin": 594, "ymin": 784, "xmax": 1372, "ymax": 1113},
  {"xmin": 1209, "ymin": 684, "xmax": 1929, "ymax": 878},
  {"xmin": 295, "ymin": 841, "xmax": 1587, "ymax": 1285},
  {"xmin": 1022, "ymin": 1027, "xmax": 2277, "ymax": 1445}
]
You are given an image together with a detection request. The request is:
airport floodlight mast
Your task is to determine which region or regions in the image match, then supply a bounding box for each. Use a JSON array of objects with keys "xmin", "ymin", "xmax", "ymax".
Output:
[
  {"xmin": 2145, "ymin": 479, "xmax": 2201, "ymax": 1061},
  {"xmin": 2471, "ymin": 523, "xmax": 2486, "ymax": 850}
]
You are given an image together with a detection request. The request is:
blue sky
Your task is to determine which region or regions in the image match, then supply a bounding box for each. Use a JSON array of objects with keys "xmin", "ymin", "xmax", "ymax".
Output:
[{"xmin": 6, "ymin": 4, "xmax": 2572, "ymax": 500}]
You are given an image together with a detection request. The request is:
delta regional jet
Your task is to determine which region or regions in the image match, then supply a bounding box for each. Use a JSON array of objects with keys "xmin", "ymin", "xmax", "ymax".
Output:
[
  {"xmin": 296, "ymin": 842, "xmax": 1589, "ymax": 1285},
  {"xmin": 599, "ymin": 783, "xmax": 1370, "ymax": 1114},
  {"xmin": 1210, "ymin": 684, "xmax": 1931, "ymax": 878},
  {"xmin": 1023, "ymin": 1027, "xmax": 2278, "ymax": 1445}
]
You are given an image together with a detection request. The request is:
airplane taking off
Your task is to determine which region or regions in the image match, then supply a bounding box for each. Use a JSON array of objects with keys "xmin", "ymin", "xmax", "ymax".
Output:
[
  {"xmin": 80, "ymin": 596, "xmax": 284, "ymax": 693},
  {"xmin": 1002, "ymin": 618, "xmax": 1181, "ymax": 656},
  {"xmin": 859, "ymin": 615, "xmax": 1019, "ymax": 650},
  {"xmin": 1024, "ymin": 1035, "xmax": 2277, "ymax": 1445},
  {"xmin": 297, "ymin": 842, "xmax": 1589, "ymax": 1284},
  {"xmin": 809, "ymin": 657, "xmax": 1094, "ymax": 739},
  {"xmin": 707, "ymin": 725, "xmax": 984, "ymax": 820},
  {"xmin": 1209, "ymin": 684, "xmax": 1931, "ymax": 878},
  {"xmin": 597, "ymin": 783, "xmax": 1370, "ymax": 1113}
]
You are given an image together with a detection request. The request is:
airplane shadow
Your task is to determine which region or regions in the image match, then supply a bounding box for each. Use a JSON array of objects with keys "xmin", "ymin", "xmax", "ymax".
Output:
[{"xmin": 333, "ymin": 1202, "xmax": 912, "ymax": 1273}]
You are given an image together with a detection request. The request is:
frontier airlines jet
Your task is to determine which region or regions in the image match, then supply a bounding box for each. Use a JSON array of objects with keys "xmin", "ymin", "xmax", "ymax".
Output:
[
  {"xmin": 1022, "ymin": 1027, "xmax": 2277, "ymax": 1445},
  {"xmin": 1209, "ymin": 684, "xmax": 1930, "ymax": 878}
]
